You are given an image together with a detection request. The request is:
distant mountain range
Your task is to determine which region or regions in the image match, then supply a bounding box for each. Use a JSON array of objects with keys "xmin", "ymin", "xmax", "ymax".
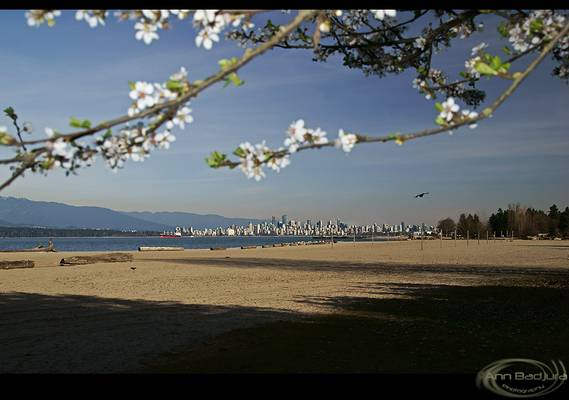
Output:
[{"xmin": 0, "ymin": 196, "xmax": 265, "ymax": 231}]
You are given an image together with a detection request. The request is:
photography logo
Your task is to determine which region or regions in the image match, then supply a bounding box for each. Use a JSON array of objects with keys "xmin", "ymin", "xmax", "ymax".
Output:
[{"xmin": 476, "ymin": 359, "xmax": 567, "ymax": 398}]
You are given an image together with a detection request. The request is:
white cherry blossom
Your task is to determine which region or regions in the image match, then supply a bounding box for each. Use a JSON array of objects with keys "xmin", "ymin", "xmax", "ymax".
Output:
[
  {"xmin": 370, "ymin": 10, "xmax": 397, "ymax": 21},
  {"xmin": 193, "ymin": 10, "xmax": 218, "ymax": 25},
  {"xmin": 440, "ymin": 97, "xmax": 460, "ymax": 122},
  {"xmin": 195, "ymin": 27, "xmax": 220, "ymax": 50},
  {"xmin": 336, "ymin": 129, "xmax": 357, "ymax": 152},
  {"xmin": 134, "ymin": 21, "xmax": 159, "ymax": 44},
  {"xmin": 170, "ymin": 66, "xmax": 188, "ymax": 81},
  {"xmin": 267, "ymin": 153, "xmax": 291, "ymax": 172},
  {"xmin": 154, "ymin": 131, "xmax": 176, "ymax": 149},
  {"xmin": 75, "ymin": 10, "xmax": 107, "ymax": 28},
  {"xmin": 166, "ymin": 106, "xmax": 193, "ymax": 130},
  {"xmin": 471, "ymin": 42, "xmax": 488, "ymax": 56},
  {"xmin": 462, "ymin": 110, "xmax": 479, "ymax": 129},
  {"xmin": 129, "ymin": 82, "xmax": 156, "ymax": 110}
]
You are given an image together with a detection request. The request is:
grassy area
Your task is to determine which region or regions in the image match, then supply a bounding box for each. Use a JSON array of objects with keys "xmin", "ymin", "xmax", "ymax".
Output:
[{"xmin": 134, "ymin": 276, "xmax": 569, "ymax": 373}]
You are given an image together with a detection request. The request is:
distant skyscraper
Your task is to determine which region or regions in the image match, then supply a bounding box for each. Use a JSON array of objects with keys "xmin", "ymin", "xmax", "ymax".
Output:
[
  {"xmin": 271, "ymin": 216, "xmax": 276, "ymax": 226},
  {"xmin": 306, "ymin": 219, "xmax": 312, "ymax": 227},
  {"xmin": 282, "ymin": 214, "xmax": 288, "ymax": 225}
]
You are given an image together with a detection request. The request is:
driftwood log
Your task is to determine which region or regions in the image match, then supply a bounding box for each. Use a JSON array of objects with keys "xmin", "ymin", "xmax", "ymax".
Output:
[
  {"xmin": 210, "ymin": 247, "xmax": 226, "ymax": 251},
  {"xmin": 262, "ymin": 245, "xmax": 272, "ymax": 248},
  {"xmin": 0, "ymin": 260, "xmax": 34, "ymax": 270},
  {"xmin": 240, "ymin": 245, "xmax": 257, "ymax": 249},
  {"xmin": 0, "ymin": 240, "xmax": 56, "ymax": 253},
  {"xmin": 138, "ymin": 246, "xmax": 185, "ymax": 251},
  {"xmin": 60, "ymin": 253, "xmax": 133, "ymax": 266}
]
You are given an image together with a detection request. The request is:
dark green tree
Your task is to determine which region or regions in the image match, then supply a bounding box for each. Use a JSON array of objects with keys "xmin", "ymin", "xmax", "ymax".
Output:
[{"xmin": 437, "ymin": 218, "xmax": 456, "ymax": 236}]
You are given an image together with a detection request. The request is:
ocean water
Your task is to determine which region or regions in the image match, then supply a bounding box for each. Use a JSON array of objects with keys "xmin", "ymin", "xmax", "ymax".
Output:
[{"xmin": 0, "ymin": 236, "xmax": 316, "ymax": 252}]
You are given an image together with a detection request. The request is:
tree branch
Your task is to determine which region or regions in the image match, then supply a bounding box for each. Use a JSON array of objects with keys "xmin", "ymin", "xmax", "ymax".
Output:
[
  {"xmin": 0, "ymin": 10, "xmax": 319, "ymax": 191},
  {"xmin": 218, "ymin": 20, "xmax": 569, "ymax": 170}
]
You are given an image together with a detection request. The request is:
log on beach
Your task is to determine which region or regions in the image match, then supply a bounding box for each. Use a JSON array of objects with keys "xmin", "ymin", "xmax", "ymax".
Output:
[
  {"xmin": 210, "ymin": 247, "xmax": 227, "ymax": 251},
  {"xmin": 138, "ymin": 246, "xmax": 185, "ymax": 252},
  {"xmin": 0, "ymin": 260, "xmax": 34, "ymax": 270},
  {"xmin": 60, "ymin": 253, "xmax": 133, "ymax": 266},
  {"xmin": 241, "ymin": 246, "xmax": 257, "ymax": 249},
  {"xmin": 0, "ymin": 241, "xmax": 56, "ymax": 253},
  {"xmin": 262, "ymin": 245, "xmax": 272, "ymax": 248}
]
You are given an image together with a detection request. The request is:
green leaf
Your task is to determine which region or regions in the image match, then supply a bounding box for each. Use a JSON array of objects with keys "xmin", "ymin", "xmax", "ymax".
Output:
[
  {"xmin": 435, "ymin": 116, "xmax": 446, "ymax": 126},
  {"xmin": 103, "ymin": 129, "xmax": 112, "ymax": 139},
  {"xmin": 3, "ymin": 106, "xmax": 17, "ymax": 121},
  {"xmin": 502, "ymin": 46, "xmax": 512, "ymax": 55},
  {"xmin": 530, "ymin": 18, "xmax": 543, "ymax": 33},
  {"xmin": 233, "ymin": 147, "xmax": 246, "ymax": 158},
  {"xmin": 434, "ymin": 102, "xmax": 443, "ymax": 112},
  {"xmin": 128, "ymin": 81, "xmax": 136, "ymax": 90},
  {"xmin": 474, "ymin": 61, "xmax": 498, "ymax": 76},
  {"xmin": 229, "ymin": 73, "xmax": 244, "ymax": 87},
  {"xmin": 205, "ymin": 151, "xmax": 227, "ymax": 168},
  {"xmin": 219, "ymin": 57, "xmax": 238, "ymax": 71},
  {"xmin": 222, "ymin": 72, "xmax": 244, "ymax": 88},
  {"xmin": 69, "ymin": 117, "xmax": 82, "ymax": 128},
  {"xmin": 497, "ymin": 62, "xmax": 511, "ymax": 74},
  {"xmin": 490, "ymin": 55, "xmax": 502, "ymax": 70},
  {"xmin": 166, "ymin": 79, "xmax": 184, "ymax": 91},
  {"xmin": 498, "ymin": 22, "xmax": 509, "ymax": 38},
  {"xmin": 70, "ymin": 117, "xmax": 92, "ymax": 129}
]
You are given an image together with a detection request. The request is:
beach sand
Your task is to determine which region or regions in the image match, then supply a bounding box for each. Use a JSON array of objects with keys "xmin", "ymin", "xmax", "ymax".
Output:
[{"xmin": 1, "ymin": 240, "xmax": 568, "ymax": 373}]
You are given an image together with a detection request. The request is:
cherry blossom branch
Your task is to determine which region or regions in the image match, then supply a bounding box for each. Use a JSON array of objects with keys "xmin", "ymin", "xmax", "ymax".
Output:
[
  {"xmin": 1, "ymin": 12, "xmax": 313, "ymax": 145},
  {"xmin": 216, "ymin": 20, "xmax": 569, "ymax": 173},
  {"xmin": 0, "ymin": 10, "xmax": 318, "ymax": 191},
  {"xmin": 10, "ymin": 10, "xmax": 316, "ymax": 149}
]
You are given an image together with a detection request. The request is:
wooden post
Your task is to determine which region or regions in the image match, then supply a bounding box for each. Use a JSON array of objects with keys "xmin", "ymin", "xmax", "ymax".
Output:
[
  {"xmin": 372, "ymin": 230, "xmax": 374, "ymax": 243},
  {"xmin": 353, "ymin": 231, "xmax": 356, "ymax": 247},
  {"xmin": 454, "ymin": 228, "xmax": 457, "ymax": 247},
  {"xmin": 331, "ymin": 232, "xmax": 334, "ymax": 248},
  {"xmin": 467, "ymin": 230, "xmax": 469, "ymax": 247},
  {"xmin": 478, "ymin": 231, "xmax": 480, "ymax": 245},
  {"xmin": 440, "ymin": 232, "xmax": 443, "ymax": 248},
  {"xmin": 486, "ymin": 230, "xmax": 489, "ymax": 244}
]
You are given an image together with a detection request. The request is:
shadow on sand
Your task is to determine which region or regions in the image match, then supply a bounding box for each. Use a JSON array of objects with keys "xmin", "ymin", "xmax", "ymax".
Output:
[
  {"xmin": 0, "ymin": 292, "xmax": 295, "ymax": 373},
  {"xmin": 136, "ymin": 279, "xmax": 569, "ymax": 373},
  {"xmin": 148, "ymin": 255, "xmax": 569, "ymax": 278},
  {"xmin": 2, "ymin": 271, "xmax": 568, "ymax": 373}
]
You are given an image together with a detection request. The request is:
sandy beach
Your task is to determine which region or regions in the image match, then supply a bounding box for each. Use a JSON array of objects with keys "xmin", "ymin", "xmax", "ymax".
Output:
[{"xmin": 1, "ymin": 240, "xmax": 568, "ymax": 373}]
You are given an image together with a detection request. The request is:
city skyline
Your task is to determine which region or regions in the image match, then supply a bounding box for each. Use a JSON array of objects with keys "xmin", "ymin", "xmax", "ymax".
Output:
[
  {"xmin": 0, "ymin": 11, "xmax": 568, "ymax": 225},
  {"xmin": 164, "ymin": 216, "xmax": 436, "ymax": 238}
]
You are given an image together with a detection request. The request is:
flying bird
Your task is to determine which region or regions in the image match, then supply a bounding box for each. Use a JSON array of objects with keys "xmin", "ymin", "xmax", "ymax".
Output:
[{"xmin": 414, "ymin": 192, "xmax": 429, "ymax": 198}]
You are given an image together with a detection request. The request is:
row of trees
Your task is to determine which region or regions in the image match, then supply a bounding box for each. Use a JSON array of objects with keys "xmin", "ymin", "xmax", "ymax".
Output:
[{"xmin": 437, "ymin": 204, "xmax": 569, "ymax": 238}]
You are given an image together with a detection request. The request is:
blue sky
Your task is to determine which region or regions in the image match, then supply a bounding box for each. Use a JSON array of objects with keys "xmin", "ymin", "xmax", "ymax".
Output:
[{"xmin": 1, "ymin": 10, "xmax": 568, "ymax": 225}]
